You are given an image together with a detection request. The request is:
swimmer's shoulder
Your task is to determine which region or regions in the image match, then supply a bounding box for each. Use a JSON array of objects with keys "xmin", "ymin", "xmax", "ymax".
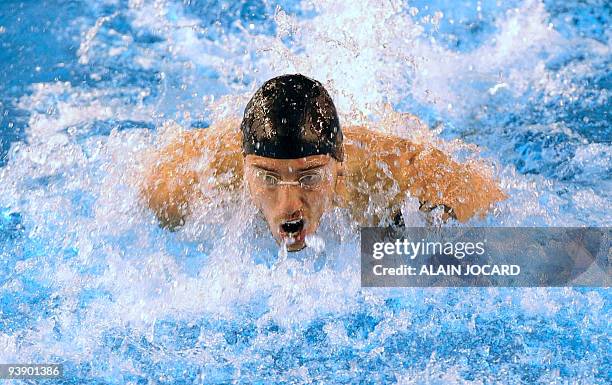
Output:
[
  {"xmin": 139, "ymin": 118, "xmax": 243, "ymax": 230},
  {"xmin": 185, "ymin": 117, "xmax": 244, "ymax": 184},
  {"xmin": 341, "ymin": 123, "xmax": 422, "ymax": 182},
  {"xmin": 156, "ymin": 118, "xmax": 242, "ymax": 167},
  {"xmin": 184, "ymin": 118, "xmax": 242, "ymax": 153},
  {"xmin": 338, "ymin": 124, "xmax": 422, "ymax": 225}
]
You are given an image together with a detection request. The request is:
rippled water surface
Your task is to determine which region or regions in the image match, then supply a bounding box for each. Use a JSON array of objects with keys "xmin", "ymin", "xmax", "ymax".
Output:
[{"xmin": 0, "ymin": 0, "xmax": 610, "ymax": 383}]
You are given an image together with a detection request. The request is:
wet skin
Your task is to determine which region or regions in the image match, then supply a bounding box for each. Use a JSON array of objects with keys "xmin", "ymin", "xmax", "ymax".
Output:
[
  {"xmin": 244, "ymin": 154, "xmax": 340, "ymax": 251},
  {"xmin": 140, "ymin": 117, "xmax": 507, "ymax": 250}
]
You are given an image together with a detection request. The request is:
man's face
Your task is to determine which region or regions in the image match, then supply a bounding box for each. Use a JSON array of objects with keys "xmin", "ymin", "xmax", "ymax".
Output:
[{"xmin": 244, "ymin": 154, "xmax": 339, "ymax": 252}]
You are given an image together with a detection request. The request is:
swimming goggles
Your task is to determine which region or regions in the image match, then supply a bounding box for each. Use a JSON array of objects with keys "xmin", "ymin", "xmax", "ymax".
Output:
[{"xmin": 250, "ymin": 166, "xmax": 330, "ymax": 190}]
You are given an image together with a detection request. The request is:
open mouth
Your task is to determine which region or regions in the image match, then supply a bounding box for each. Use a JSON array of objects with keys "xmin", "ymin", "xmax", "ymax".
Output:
[{"xmin": 280, "ymin": 218, "xmax": 305, "ymax": 236}]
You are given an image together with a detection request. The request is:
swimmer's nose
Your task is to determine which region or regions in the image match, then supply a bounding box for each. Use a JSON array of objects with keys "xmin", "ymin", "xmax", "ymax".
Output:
[{"xmin": 276, "ymin": 185, "xmax": 303, "ymax": 218}]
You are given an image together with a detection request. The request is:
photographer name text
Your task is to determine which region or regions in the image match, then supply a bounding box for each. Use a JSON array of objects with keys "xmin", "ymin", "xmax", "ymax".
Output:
[
  {"xmin": 370, "ymin": 239, "xmax": 520, "ymax": 277},
  {"xmin": 373, "ymin": 264, "xmax": 520, "ymax": 276}
]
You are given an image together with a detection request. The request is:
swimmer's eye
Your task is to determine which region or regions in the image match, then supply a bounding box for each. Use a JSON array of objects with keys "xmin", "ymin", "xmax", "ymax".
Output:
[
  {"xmin": 255, "ymin": 170, "xmax": 281, "ymax": 186},
  {"xmin": 298, "ymin": 172, "xmax": 324, "ymax": 188}
]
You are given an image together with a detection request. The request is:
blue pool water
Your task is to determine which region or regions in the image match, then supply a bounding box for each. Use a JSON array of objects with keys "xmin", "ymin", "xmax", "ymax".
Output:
[{"xmin": 0, "ymin": 0, "xmax": 610, "ymax": 383}]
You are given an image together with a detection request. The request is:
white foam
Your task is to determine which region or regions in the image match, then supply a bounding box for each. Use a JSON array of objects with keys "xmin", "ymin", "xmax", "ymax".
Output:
[{"xmin": 305, "ymin": 233, "xmax": 325, "ymax": 254}]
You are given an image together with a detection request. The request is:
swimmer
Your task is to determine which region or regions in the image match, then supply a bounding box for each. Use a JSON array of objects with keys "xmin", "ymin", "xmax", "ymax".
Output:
[{"xmin": 140, "ymin": 74, "xmax": 507, "ymax": 252}]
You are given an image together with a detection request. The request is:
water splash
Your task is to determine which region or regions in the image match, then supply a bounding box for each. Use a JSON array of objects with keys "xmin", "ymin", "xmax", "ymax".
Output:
[
  {"xmin": 305, "ymin": 233, "xmax": 325, "ymax": 254},
  {"xmin": 277, "ymin": 236, "xmax": 292, "ymax": 260},
  {"xmin": 0, "ymin": 0, "xmax": 610, "ymax": 383}
]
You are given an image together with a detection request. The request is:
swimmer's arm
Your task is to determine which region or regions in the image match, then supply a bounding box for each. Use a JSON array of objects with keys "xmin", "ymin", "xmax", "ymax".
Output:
[
  {"xmin": 139, "ymin": 119, "xmax": 242, "ymax": 230},
  {"xmin": 342, "ymin": 125, "xmax": 507, "ymax": 223},
  {"xmin": 405, "ymin": 145, "xmax": 507, "ymax": 222},
  {"xmin": 140, "ymin": 129, "xmax": 207, "ymax": 230}
]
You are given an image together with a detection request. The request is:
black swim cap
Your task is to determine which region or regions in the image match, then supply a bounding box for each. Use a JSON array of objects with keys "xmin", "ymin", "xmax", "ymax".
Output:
[{"xmin": 241, "ymin": 74, "xmax": 343, "ymax": 161}]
